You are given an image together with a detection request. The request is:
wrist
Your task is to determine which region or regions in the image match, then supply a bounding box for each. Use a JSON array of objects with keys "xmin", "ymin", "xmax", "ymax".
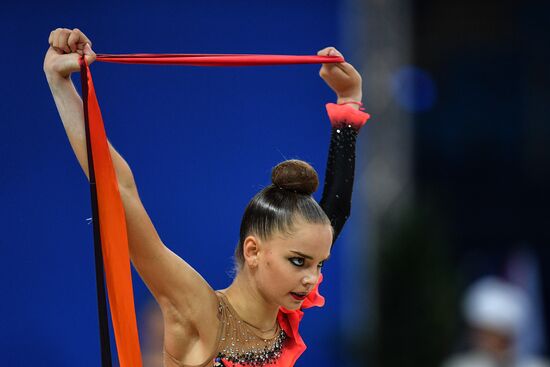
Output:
[
  {"xmin": 336, "ymin": 96, "xmax": 363, "ymax": 109},
  {"xmin": 45, "ymin": 72, "xmax": 74, "ymax": 95},
  {"xmin": 325, "ymin": 102, "xmax": 370, "ymax": 131},
  {"xmin": 45, "ymin": 70, "xmax": 71, "ymax": 86}
]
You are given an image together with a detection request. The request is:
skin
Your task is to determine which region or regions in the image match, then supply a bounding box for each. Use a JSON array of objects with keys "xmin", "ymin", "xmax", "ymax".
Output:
[
  {"xmin": 471, "ymin": 327, "xmax": 514, "ymax": 362},
  {"xmin": 44, "ymin": 28, "xmax": 363, "ymax": 365},
  {"xmin": 223, "ymin": 219, "xmax": 333, "ymax": 331}
]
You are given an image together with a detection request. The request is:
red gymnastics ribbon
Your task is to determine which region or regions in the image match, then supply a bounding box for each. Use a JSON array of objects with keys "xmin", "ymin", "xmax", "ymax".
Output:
[
  {"xmin": 79, "ymin": 53, "xmax": 344, "ymax": 367},
  {"xmin": 95, "ymin": 53, "xmax": 344, "ymax": 66}
]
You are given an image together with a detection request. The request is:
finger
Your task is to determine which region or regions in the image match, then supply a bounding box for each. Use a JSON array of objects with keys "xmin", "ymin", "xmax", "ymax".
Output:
[
  {"xmin": 72, "ymin": 28, "xmax": 92, "ymax": 49},
  {"xmin": 320, "ymin": 60, "xmax": 346, "ymax": 73},
  {"xmin": 337, "ymin": 62, "xmax": 360, "ymax": 77},
  {"xmin": 67, "ymin": 30, "xmax": 80, "ymax": 53},
  {"xmin": 84, "ymin": 43, "xmax": 96, "ymax": 65},
  {"xmin": 51, "ymin": 28, "xmax": 62, "ymax": 49},
  {"xmin": 54, "ymin": 29, "xmax": 71, "ymax": 53},
  {"xmin": 317, "ymin": 46, "xmax": 343, "ymax": 58},
  {"xmin": 60, "ymin": 30, "xmax": 72, "ymax": 53},
  {"xmin": 319, "ymin": 63, "xmax": 341, "ymax": 80},
  {"xmin": 50, "ymin": 28, "xmax": 65, "ymax": 44},
  {"xmin": 317, "ymin": 46, "xmax": 337, "ymax": 56},
  {"xmin": 329, "ymin": 48, "xmax": 343, "ymax": 57},
  {"xmin": 317, "ymin": 46, "xmax": 335, "ymax": 56},
  {"xmin": 60, "ymin": 28, "xmax": 72, "ymax": 53},
  {"xmin": 76, "ymin": 34, "xmax": 93, "ymax": 56},
  {"xmin": 48, "ymin": 29, "xmax": 56, "ymax": 46}
]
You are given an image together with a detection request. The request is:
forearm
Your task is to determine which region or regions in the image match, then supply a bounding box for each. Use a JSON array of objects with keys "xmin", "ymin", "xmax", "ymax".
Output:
[
  {"xmin": 320, "ymin": 125, "xmax": 358, "ymax": 242},
  {"xmin": 47, "ymin": 73, "xmax": 136, "ymax": 189},
  {"xmin": 42, "ymin": 30, "xmax": 182, "ymax": 296},
  {"xmin": 319, "ymin": 97, "xmax": 369, "ymax": 243},
  {"xmin": 320, "ymin": 81, "xmax": 362, "ymax": 238}
]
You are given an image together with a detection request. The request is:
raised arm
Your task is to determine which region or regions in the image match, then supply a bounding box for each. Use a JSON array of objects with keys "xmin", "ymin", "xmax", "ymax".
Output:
[
  {"xmin": 43, "ymin": 28, "xmax": 219, "ymax": 337},
  {"xmin": 316, "ymin": 47, "xmax": 368, "ymax": 242}
]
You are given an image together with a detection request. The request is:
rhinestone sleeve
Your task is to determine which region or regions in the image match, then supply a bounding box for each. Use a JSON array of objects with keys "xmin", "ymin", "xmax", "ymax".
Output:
[{"xmin": 319, "ymin": 126, "xmax": 359, "ymax": 243}]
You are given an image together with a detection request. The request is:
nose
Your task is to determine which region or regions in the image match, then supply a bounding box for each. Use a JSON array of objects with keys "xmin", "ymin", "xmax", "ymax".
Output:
[{"xmin": 302, "ymin": 271, "xmax": 319, "ymax": 288}]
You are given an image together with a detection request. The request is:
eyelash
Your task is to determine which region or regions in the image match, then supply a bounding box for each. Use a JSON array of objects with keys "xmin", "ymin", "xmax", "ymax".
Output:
[{"xmin": 289, "ymin": 257, "xmax": 325, "ymax": 268}]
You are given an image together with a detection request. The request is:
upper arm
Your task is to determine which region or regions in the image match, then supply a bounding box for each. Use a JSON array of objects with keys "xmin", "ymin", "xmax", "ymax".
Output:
[
  {"xmin": 49, "ymin": 78, "xmax": 219, "ymax": 336},
  {"xmin": 119, "ymin": 186, "xmax": 219, "ymax": 329}
]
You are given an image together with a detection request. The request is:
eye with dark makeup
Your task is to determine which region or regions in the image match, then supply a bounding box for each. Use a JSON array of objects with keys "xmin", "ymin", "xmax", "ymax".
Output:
[
  {"xmin": 289, "ymin": 257, "xmax": 305, "ymax": 267},
  {"xmin": 289, "ymin": 257, "xmax": 325, "ymax": 268}
]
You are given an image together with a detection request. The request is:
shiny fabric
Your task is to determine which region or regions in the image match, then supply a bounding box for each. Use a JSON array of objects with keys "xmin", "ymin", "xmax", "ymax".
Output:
[{"xmin": 321, "ymin": 104, "xmax": 370, "ymax": 242}]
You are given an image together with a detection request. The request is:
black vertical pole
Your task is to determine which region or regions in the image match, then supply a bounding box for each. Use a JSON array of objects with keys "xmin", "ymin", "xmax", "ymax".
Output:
[{"xmin": 80, "ymin": 58, "xmax": 113, "ymax": 367}]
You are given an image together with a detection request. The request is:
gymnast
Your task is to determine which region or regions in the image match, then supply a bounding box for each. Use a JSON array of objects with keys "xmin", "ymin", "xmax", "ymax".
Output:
[{"xmin": 44, "ymin": 28, "xmax": 369, "ymax": 367}]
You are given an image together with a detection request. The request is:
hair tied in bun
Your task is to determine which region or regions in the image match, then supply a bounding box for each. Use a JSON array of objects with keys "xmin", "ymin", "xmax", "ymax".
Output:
[{"xmin": 271, "ymin": 159, "xmax": 319, "ymax": 195}]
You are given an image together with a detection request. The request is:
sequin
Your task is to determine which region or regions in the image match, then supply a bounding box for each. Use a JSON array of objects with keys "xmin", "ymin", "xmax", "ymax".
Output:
[
  {"xmin": 320, "ymin": 126, "xmax": 358, "ymax": 243},
  {"xmin": 216, "ymin": 330, "xmax": 286, "ymax": 366},
  {"xmin": 213, "ymin": 293, "xmax": 287, "ymax": 366}
]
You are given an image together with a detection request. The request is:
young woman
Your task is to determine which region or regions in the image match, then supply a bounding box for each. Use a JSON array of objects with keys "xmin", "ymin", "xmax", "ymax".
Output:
[{"xmin": 44, "ymin": 28, "xmax": 369, "ymax": 367}]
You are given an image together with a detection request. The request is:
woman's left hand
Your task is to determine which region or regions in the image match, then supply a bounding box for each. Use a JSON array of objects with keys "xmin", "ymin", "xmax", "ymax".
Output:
[{"xmin": 318, "ymin": 47, "xmax": 362, "ymax": 106}]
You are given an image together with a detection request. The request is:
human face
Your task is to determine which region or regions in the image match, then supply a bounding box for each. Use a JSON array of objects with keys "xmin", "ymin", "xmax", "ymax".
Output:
[{"xmin": 255, "ymin": 220, "xmax": 333, "ymax": 310}]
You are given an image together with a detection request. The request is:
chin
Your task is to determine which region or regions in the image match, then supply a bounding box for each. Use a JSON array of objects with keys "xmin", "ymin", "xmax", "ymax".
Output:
[
  {"xmin": 284, "ymin": 303, "xmax": 302, "ymax": 311},
  {"xmin": 280, "ymin": 295, "xmax": 303, "ymax": 310}
]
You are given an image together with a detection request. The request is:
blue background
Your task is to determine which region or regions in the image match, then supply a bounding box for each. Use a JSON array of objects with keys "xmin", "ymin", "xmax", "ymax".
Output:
[{"xmin": 0, "ymin": 1, "xmax": 355, "ymax": 366}]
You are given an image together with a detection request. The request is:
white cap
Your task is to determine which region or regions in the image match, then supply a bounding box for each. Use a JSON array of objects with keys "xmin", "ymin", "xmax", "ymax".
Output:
[{"xmin": 463, "ymin": 276, "xmax": 529, "ymax": 335}]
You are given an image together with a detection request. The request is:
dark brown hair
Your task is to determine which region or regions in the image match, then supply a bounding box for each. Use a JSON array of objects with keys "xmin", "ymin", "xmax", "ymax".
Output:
[{"xmin": 234, "ymin": 160, "xmax": 331, "ymax": 269}]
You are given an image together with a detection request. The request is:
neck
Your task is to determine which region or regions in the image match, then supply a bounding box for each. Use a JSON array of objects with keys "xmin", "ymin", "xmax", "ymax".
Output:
[{"xmin": 222, "ymin": 268, "xmax": 280, "ymax": 331}]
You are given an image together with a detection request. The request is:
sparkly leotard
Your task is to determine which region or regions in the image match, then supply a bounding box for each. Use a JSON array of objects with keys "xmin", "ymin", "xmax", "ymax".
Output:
[
  {"xmin": 165, "ymin": 276, "xmax": 326, "ymax": 367},
  {"xmin": 165, "ymin": 104, "xmax": 369, "ymax": 367}
]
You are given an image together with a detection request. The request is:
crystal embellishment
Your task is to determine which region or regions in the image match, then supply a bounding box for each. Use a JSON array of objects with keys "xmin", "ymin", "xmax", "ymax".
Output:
[
  {"xmin": 215, "ymin": 292, "xmax": 287, "ymax": 366},
  {"xmin": 216, "ymin": 329, "xmax": 286, "ymax": 366}
]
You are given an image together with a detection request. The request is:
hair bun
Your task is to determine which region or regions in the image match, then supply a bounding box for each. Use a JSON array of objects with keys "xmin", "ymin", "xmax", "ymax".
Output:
[{"xmin": 271, "ymin": 159, "xmax": 319, "ymax": 195}]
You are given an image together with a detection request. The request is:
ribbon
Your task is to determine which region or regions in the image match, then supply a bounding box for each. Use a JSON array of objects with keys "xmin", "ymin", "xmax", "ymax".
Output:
[
  {"xmin": 79, "ymin": 53, "xmax": 343, "ymax": 367},
  {"xmin": 96, "ymin": 53, "xmax": 344, "ymax": 66},
  {"xmin": 80, "ymin": 59, "xmax": 142, "ymax": 367}
]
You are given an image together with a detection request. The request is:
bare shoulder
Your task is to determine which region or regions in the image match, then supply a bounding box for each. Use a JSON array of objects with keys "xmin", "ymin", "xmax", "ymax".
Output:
[{"xmin": 152, "ymin": 248, "xmax": 221, "ymax": 327}]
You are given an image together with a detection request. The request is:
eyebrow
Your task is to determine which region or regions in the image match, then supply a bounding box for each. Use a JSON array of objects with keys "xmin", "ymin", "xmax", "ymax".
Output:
[{"xmin": 290, "ymin": 250, "xmax": 331, "ymax": 261}]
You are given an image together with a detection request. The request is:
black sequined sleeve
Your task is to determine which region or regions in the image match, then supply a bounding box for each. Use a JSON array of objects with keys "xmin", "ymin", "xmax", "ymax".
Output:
[{"xmin": 319, "ymin": 126, "xmax": 358, "ymax": 243}]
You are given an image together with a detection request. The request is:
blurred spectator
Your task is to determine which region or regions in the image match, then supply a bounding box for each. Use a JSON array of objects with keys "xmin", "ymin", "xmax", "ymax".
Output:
[
  {"xmin": 443, "ymin": 277, "xmax": 549, "ymax": 367},
  {"xmin": 140, "ymin": 300, "xmax": 164, "ymax": 367}
]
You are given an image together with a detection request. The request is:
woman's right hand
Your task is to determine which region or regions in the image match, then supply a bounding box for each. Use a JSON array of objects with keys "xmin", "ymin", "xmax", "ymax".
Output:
[{"xmin": 43, "ymin": 28, "xmax": 96, "ymax": 80}]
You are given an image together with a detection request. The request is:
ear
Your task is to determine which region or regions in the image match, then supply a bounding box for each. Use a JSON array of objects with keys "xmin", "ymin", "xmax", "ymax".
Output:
[{"xmin": 243, "ymin": 235, "xmax": 261, "ymax": 268}]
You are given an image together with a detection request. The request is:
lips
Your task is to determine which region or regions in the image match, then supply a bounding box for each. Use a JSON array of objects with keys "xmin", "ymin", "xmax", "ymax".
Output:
[{"xmin": 290, "ymin": 292, "xmax": 308, "ymax": 301}]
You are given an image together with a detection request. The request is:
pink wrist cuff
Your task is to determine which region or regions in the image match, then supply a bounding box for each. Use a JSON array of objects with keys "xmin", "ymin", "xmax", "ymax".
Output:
[{"xmin": 325, "ymin": 103, "xmax": 371, "ymax": 130}]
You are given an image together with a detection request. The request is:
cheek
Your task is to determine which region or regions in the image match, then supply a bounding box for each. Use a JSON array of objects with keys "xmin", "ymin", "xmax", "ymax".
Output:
[
  {"xmin": 263, "ymin": 258, "xmax": 283, "ymax": 278},
  {"xmin": 261, "ymin": 258, "xmax": 292, "ymax": 285}
]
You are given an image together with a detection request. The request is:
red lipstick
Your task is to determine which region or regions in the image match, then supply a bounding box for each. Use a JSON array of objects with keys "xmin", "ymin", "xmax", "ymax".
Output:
[{"xmin": 290, "ymin": 292, "xmax": 307, "ymax": 301}]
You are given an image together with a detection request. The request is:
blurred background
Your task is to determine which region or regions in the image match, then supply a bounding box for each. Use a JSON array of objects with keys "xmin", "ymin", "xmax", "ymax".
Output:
[{"xmin": 1, "ymin": 0, "xmax": 549, "ymax": 366}]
